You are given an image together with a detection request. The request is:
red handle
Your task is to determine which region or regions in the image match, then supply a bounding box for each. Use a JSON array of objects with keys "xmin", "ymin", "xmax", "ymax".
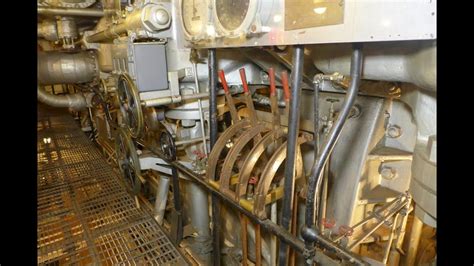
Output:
[
  {"xmin": 281, "ymin": 71, "xmax": 290, "ymax": 101},
  {"xmin": 268, "ymin": 68, "xmax": 276, "ymax": 96},
  {"xmin": 239, "ymin": 68, "xmax": 250, "ymax": 93},
  {"xmin": 218, "ymin": 70, "xmax": 230, "ymax": 93}
]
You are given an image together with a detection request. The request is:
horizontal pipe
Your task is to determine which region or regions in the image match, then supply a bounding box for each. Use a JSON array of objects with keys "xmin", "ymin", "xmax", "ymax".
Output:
[
  {"xmin": 175, "ymin": 136, "xmax": 210, "ymax": 146},
  {"xmin": 136, "ymin": 140, "xmax": 350, "ymax": 265},
  {"xmin": 86, "ymin": 23, "xmax": 129, "ymax": 43},
  {"xmin": 38, "ymin": 7, "xmax": 104, "ymax": 17},
  {"xmin": 38, "ymin": 50, "xmax": 99, "ymax": 85},
  {"xmin": 37, "ymin": 86, "xmax": 90, "ymax": 110}
]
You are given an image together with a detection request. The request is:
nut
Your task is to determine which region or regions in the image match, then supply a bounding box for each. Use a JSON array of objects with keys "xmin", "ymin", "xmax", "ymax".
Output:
[
  {"xmin": 379, "ymin": 166, "xmax": 397, "ymax": 180},
  {"xmin": 142, "ymin": 5, "xmax": 171, "ymax": 32},
  {"xmin": 386, "ymin": 124, "xmax": 402, "ymax": 138}
]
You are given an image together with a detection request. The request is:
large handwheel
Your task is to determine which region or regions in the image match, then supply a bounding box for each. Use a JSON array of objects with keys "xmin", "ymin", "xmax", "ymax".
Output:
[
  {"xmin": 116, "ymin": 73, "xmax": 144, "ymax": 138},
  {"xmin": 115, "ymin": 128, "xmax": 142, "ymax": 195},
  {"xmin": 160, "ymin": 130, "xmax": 177, "ymax": 161},
  {"xmin": 100, "ymin": 78, "xmax": 119, "ymax": 128}
]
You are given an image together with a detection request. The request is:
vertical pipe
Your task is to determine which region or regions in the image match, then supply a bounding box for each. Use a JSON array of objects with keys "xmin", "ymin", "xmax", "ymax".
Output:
[
  {"xmin": 187, "ymin": 182, "xmax": 211, "ymax": 238},
  {"xmin": 302, "ymin": 44, "xmax": 363, "ymax": 265},
  {"xmin": 171, "ymin": 167, "xmax": 183, "ymax": 243},
  {"xmin": 209, "ymin": 49, "xmax": 218, "ymax": 147},
  {"xmin": 270, "ymin": 202, "xmax": 277, "ymax": 265},
  {"xmin": 313, "ymin": 80, "xmax": 320, "ymax": 160},
  {"xmin": 154, "ymin": 175, "xmax": 170, "ymax": 225},
  {"xmin": 192, "ymin": 62, "xmax": 208, "ymax": 155},
  {"xmin": 208, "ymin": 48, "xmax": 221, "ymax": 266},
  {"xmin": 404, "ymin": 215, "xmax": 424, "ymax": 266},
  {"xmin": 279, "ymin": 45, "xmax": 305, "ymax": 266},
  {"xmin": 240, "ymin": 214, "xmax": 249, "ymax": 266}
]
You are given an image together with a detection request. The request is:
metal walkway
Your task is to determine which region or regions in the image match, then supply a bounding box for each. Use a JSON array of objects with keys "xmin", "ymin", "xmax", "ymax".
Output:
[{"xmin": 37, "ymin": 105, "xmax": 188, "ymax": 265}]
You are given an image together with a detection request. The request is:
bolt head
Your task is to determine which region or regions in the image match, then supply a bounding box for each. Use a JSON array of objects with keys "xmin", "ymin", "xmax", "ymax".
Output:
[
  {"xmin": 386, "ymin": 124, "xmax": 402, "ymax": 138},
  {"xmin": 380, "ymin": 166, "xmax": 397, "ymax": 180}
]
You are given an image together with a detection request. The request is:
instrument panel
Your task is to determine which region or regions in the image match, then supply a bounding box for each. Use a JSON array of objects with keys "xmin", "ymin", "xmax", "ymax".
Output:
[{"xmin": 174, "ymin": 0, "xmax": 436, "ymax": 48}]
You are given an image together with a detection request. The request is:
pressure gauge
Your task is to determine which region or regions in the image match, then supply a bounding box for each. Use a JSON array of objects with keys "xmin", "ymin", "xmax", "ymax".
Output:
[
  {"xmin": 180, "ymin": 0, "xmax": 209, "ymax": 39},
  {"xmin": 215, "ymin": 0, "xmax": 251, "ymax": 31},
  {"xmin": 212, "ymin": 0, "xmax": 274, "ymax": 38}
]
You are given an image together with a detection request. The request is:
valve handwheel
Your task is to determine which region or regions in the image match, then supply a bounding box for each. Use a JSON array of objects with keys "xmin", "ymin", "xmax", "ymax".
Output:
[
  {"xmin": 116, "ymin": 73, "xmax": 144, "ymax": 138},
  {"xmin": 115, "ymin": 128, "xmax": 142, "ymax": 195},
  {"xmin": 160, "ymin": 130, "xmax": 177, "ymax": 161}
]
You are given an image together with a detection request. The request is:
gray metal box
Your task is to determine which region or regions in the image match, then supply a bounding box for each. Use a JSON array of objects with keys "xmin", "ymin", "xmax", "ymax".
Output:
[
  {"xmin": 112, "ymin": 41, "xmax": 168, "ymax": 92},
  {"xmin": 130, "ymin": 43, "xmax": 168, "ymax": 92}
]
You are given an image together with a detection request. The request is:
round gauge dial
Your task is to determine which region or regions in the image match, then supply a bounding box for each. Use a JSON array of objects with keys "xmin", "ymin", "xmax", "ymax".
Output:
[
  {"xmin": 181, "ymin": 0, "xmax": 208, "ymax": 36},
  {"xmin": 215, "ymin": 0, "xmax": 250, "ymax": 31}
]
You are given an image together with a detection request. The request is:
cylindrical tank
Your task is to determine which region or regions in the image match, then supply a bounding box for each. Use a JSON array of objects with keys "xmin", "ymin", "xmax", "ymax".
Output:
[{"xmin": 38, "ymin": 50, "xmax": 99, "ymax": 85}]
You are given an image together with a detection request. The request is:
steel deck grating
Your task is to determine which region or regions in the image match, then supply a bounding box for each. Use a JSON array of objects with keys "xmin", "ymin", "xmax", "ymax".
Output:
[{"xmin": 37, "ymin": 105, "xmax": 187, "ymax": 266}]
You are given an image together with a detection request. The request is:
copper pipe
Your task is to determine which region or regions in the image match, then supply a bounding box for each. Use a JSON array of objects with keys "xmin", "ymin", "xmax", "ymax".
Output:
[
  {"xmin": 240, "ymin": 214, "xmax": 249, "ymax": 266},
  {"xmin": 404, "ymin": 215, "xmax": 424, "ymax": 266}
]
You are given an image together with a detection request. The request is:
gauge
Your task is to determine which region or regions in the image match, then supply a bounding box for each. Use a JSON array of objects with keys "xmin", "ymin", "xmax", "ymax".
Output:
[
  {"xmin": 181, "ymin": 0, "xmax": 209, "ymax": 37},
  {"xmin": 215, "ymin": 0, "xmax": 250, "ymax": 31}
]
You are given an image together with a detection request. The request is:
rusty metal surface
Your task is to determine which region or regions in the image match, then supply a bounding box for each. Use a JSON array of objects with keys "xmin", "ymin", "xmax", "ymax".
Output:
[{"xmin": 37, "ymin": 104, "xmax": 188, "ymax": 266}]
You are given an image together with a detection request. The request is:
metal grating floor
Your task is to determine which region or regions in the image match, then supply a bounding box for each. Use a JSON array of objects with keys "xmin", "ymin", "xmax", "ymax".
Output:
[{"xmin": 37, "ymin": 105, "xmax": 188, "ymax": 265}]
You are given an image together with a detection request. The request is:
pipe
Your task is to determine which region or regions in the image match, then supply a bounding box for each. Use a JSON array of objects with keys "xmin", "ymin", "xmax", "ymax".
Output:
[
  {"xmin": 208, "ymin": 48, "xmax": 221, "ymax": 266},
  {"xmin": 209, "ymin": 49, "xmax": 218, "ymax": 148},
  {"xmin": 38, "ymin": 86, "xmax": 89, "ymax": 110},
  {"xmin": 187, "ymin": 182, "xmax": 211, "ymax": 238},
  {"xmin": 86, "ymin": 4, "xmax": 170, "ymax": 43},
  {"xmin": 38, "ymin": 20, "xmax": 58, "ymax": 41},
  {"xmin": 154, "ymin": 175, "xmax": 170, "ymax": 225},
  {"xmin": 38, "ymin": 50, "xmax": 99, "ymax": 85},
  {"xmin": 404, "ymin": 215, "xmax": 424, "ymax": 266},
  {"xmin": 279, "ymin": 45, "xmax": 304, "ymax": 266},
  {"xmin": 302, "ymin": 44, "xmax": 364, "ymax": 264},
  {"xmin": 192, "ymin": 61, "xmax": 208, "ymax": 155},
  {"xmin": 38, "ymin": 7, "xmax": 104, "ymax": 17}
]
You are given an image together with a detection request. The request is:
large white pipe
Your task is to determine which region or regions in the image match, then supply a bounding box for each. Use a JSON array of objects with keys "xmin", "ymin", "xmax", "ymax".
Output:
[{"xmin": 312, "ymin": 41, "xmax": 436, "ymax": 91}]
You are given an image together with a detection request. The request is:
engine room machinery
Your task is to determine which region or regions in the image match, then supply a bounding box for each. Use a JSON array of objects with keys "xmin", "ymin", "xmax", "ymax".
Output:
[{"xmin": 37, "ymin": 0, "xmax": 437, "ymax": 265}]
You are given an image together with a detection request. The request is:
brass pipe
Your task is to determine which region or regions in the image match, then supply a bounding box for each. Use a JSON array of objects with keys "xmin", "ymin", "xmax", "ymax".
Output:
[{"xmin": 404, "ymin": 215, "xmax": 424, "ymax": 266}]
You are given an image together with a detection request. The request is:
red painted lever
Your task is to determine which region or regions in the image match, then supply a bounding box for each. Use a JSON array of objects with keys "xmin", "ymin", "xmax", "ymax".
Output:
[
  {"xmin": 268, "ymin": 68, "xmax": 276, "ymax": 96},
  {"xmin": 281, "ymin": 71, "xmax": 290, "ymax": 101},
  {"xmin": 218, "ymin": 70, "xmax": 230, "ymax": 93},
  {"xmin": 239, "ymin": 68, "xmax": 250, "ymax": 93}
]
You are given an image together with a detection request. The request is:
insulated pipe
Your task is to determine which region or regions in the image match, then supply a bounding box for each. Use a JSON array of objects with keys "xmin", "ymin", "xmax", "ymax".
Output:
[
  {"xmin": 38, "ymin": 50, "xmax": 99, "ymax": 85},
  {"xmin": 279, "ymin": 45, "xmax": 304, "ymax": 266},
  {"xmin": 37, "ymin": 86, "xmax": 89, "ymax": 110},
  {"xmin": 302, "ymin": 44, "xmax": 364, "ymax": 264},
  {"xmin": 38, "ymin": 7, "xmax": 104, "ymax": 17}
]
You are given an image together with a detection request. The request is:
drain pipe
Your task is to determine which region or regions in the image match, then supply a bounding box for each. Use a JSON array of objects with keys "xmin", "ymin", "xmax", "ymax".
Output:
[
  {"xmin": 38, "ymin": 86, "xmax": 91, "ymax": 110},
  {"xmin": 301, "ymin": 44, "xmax": 365, "ymax": 265}
]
